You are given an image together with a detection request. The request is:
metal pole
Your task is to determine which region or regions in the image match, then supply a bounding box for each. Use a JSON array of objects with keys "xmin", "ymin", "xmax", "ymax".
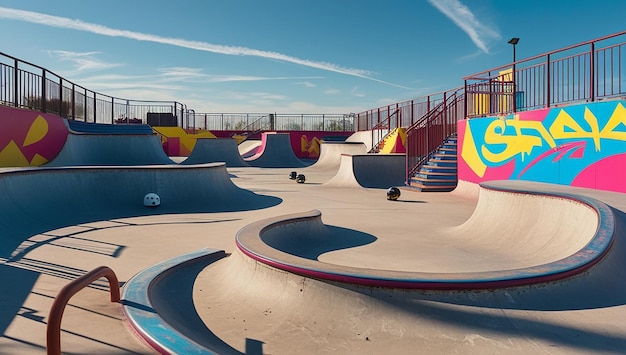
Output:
[
  {"xmin": 512, "ymin": 44, "xmax": 517, "ymax": 113},
  {"xmin": 13, "ymin": 58, "xmax": 18, "ymax": 107},
  {"xmin": 71, "ymin": 83, "xmax": 76, "ymax": 120},
  {"xmin": 41, "ymin": 70, "xmax": 47, "ymax": 113},
  {"xmin": 590, "ymin": 42, "xmax": 595, "ymax": 102}
]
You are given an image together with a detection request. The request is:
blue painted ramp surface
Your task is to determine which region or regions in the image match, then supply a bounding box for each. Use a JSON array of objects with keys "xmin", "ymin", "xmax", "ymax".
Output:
[
  {"xmin": 45, "ymin": 133, "xmax": 175, "ymax": 166},
  {"xmin": 182, "ymin": 138, "xmax": 249, "ymax": 167}
]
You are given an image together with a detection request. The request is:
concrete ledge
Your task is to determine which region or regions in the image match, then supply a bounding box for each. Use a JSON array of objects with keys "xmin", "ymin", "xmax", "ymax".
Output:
[
  {"xmin": 121, "ymin": 248, "xmax": 227, "ymax": 354},
  {"xmin": 235, "ymin": 183, "xmax": 615, "ymax": 290}
]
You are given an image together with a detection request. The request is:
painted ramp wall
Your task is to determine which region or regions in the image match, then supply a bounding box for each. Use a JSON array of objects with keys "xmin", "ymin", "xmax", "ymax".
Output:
[{"xmin": 457, "ymin": 100, "xmax": 626, "ymax": 193}]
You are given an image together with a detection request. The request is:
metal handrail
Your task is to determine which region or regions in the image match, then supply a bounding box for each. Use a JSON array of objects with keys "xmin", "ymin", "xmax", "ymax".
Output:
[
  {"xmin": 464, "ymin": 30, "xmax": 626, "ymax": 117},
  {"xmin": 239, "ymin": 114, "xmax": 270, "ymax": 132},
  {"xmin": 405, "ymin": 91, "xmax": 463, "ymax": 183},
  {"xmin": 46, "ymin": 266, "xmax": 120, "ymax": 355},
  {"xmin": 370, "ymin": 108, "xmax": 400, "ymax": 153}
]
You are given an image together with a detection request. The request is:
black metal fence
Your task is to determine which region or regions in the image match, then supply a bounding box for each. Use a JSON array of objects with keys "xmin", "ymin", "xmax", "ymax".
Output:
[
  {"xmin": 189, "ymin": 112, "xmax": 354, "ymax": 132},
  {"xmin": 0, "ymin": 52, "xmax": 352, "ymax": 132},
  {"xmin": 0, "ymin": 52, "xmax": 186, "ymax": 125}
]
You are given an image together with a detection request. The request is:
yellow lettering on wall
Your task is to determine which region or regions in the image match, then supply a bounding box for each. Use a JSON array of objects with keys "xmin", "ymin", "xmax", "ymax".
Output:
[
  {"xmin": 461, "ymin": 121, "xmax": 487, "ymax": 177},
  {"xmin": 473, "ymin": 102, "xmax": 626, "ymax": 167},
  {"xmin": 598, "ymin": 102, "xmax": 626, "ymax": 143},
  {"xmin": 549, "ymin": 105, "xmax": 626, "ymax": 152},
  {"xmin": 481, "ymin": 116, "xmax": 555, "ymax": 163}
]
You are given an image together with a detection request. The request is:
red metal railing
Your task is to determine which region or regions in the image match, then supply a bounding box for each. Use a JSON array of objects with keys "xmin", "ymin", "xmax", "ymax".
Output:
[
  {"xmin": 46, "ymin": 266, "xmax": 120, "ymax": 355},
  {"xmin": 355, "ymin": 89, "xmax": 457, "ymax": 131},
  {"xmin": 464, "ymin": 30, "xmax": 626, "ymax": 118},
  {"xmin": 405, "ymin": 89, "xmax": 464, "ymax": 183},
  {"xmin": 369, "ymin": 108, "xmax": 400, "ymax": 152}
]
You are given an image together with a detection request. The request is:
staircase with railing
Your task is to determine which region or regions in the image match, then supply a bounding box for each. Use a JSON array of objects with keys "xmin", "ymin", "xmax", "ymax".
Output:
[
  {"xmin": 369, "ymin": 108, "xmax": 400, "ymax": 153},
  {"xmin": 407, "ymin": 134, "xmax": 458, "ymax": 191},
  {"xmin": 405, "ymin": 89, "xmax": 464, "ymax": 191}
]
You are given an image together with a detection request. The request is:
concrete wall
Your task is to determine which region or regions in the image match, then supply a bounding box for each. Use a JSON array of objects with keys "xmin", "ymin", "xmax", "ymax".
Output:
[{"xmin": 457, "ymin": 100, "xmax": 626, "ymax": 193}]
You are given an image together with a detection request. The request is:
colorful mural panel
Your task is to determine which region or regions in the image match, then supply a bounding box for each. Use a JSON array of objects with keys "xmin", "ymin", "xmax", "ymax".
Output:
[
  {"xmin": 0, "ymin": 106, "xmax": 68, "ymax": 167},
  {"xmin": 379, "ymin": 127, "xmax": 406, "ymax": 154},
  {"xmin": 152, "ymin": 126, "xmax": 216, "ymax": 156},
  {"xmin": 458, "ymin": 100, "xmax": 626, "ymax": 193}
]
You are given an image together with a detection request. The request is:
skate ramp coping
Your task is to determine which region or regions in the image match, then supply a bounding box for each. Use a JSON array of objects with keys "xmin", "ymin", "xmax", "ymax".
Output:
[
  {"xmin": 323, "ymin": 153, "xmax": 406, "ymax": 188},
  {"xmin": 68, "ymin": 120, "xmax": 154, "ymax": 135},
  {"xmin": 345, "ymin": 129, "xmax": 388, "ymax": 153},
  {"xmin": 235, "ymin": 182, "xmax": 614, "ymax": 290},
  {"xmin": 181, "ymin": 138, "xmax": 249, "ymax": 167},
  {"xmin": 45, "ymin": 133, "xmax": 175, "ymax": 166},
  {"xmin": 244, "ymin": 132, "xmax": 307, "ymax": 168},
  {"xmin": 307, "ymin": 141, "xmax": 367, "ymax": 172},
  {"xmin": 122, "ymin": 248, "xmax": 235, "ymax": 354}
]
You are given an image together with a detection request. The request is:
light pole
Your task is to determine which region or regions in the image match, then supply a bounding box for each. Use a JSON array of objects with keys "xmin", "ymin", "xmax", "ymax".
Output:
[
  {"xmin": 508, "ymin": 37, "xmax": 519, "ymax": 62},
  {"xmin": 508, "ymin": 37, "xmax": 520, "ymax": 112}
]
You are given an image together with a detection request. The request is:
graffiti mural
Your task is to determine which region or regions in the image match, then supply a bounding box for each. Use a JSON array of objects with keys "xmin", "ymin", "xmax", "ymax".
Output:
[
  {"xmin": 0, "ymin": 106, "xmax": 68, "ymax": 167},
  {"xmin": 458, "ymin": 100, "xmax": 626, "ymax": 192}
]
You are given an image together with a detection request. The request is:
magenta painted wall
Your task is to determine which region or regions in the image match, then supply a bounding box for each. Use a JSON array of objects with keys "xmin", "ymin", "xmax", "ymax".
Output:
[
  {"xmin": 457, "ymin": 100, "xmax": 626, "ymax": 193},
  {"xmin": 211, "ymin": 130, "xmax": 351, "ymax": 159},
  {"xmin": 0, "ymin": 106, "xmax": 68, "ymax": 166}
]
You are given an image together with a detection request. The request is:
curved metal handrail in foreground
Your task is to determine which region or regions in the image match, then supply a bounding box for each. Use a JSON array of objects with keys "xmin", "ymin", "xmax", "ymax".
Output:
[{"xmin": 46, "ymin": 266, "xmax": 120, "ymax": 355}]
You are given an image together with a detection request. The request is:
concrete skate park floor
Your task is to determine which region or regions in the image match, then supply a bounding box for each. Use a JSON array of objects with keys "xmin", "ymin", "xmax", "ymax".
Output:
[{"xmin": 3, "ymin": 165, "xmax": 626, "ymax": 354}]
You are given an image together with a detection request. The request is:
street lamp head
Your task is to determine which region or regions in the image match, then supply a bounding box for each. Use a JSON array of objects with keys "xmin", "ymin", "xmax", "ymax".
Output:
[{"xmin": 508, "ymin": 37, "xmax": 520, "ymax": 45}]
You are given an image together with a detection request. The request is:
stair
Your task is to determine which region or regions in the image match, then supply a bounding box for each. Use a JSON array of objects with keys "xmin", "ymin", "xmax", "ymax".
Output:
[{"xmin": 408, "ymin": 135, "xmax": 457, "ymax": 192}]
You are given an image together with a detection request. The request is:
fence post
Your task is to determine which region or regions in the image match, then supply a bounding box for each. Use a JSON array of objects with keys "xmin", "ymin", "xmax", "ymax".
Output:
[
  {"xmin": 463, "ymin": 80, "xmax": 468, "ymax": 118},
  {"xmin": 41, "ymin": 70, "xmax": 47, "ymax": 113},
  {"xmin": 93, "ymin": 93, "xmax": 97, "ymax": 123},
  {"xmin": 546, "ymin": 54, "xmax": 551, "ymax": 107},
  {"xmin": 13, "ymin": 58, "xmax": 18, "ymax": 107},
  {"xmin": 71, "ymin": 83, "xmax": 76, "ymax": 120},
  {"xmin": 59, "ymin": 78, "xmax": 64, "ymax": 116},
  {"xmin": 590, "ymin": 42, "xmax": 595, "ymax": 102}
]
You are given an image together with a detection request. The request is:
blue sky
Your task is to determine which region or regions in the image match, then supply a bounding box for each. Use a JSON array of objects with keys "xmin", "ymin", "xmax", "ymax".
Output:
[{"xmin": 0, "ymin": 0, "xmax": 624, "ymax": 114}]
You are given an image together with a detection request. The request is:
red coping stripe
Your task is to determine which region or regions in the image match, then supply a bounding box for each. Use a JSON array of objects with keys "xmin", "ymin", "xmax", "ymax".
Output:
[{"xmin": 235, "ymin": 185, "xmax": 615, "ymax": 290}]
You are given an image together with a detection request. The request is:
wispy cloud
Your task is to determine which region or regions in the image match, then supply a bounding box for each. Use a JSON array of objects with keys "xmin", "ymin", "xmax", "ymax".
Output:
[
  {"xmin": 427, "ymin": 0, "xmax": 500, "ymax": 54},
  {"xmin": 350, "ymin": 86, "xmax": 365, "ymax": 98},
  {"xmin": 46, "ymin": 50, "xmax": 123, "ymax": 73},
  {"xmin": 296, "ymin": 81, "xmax": 316, "ymax": 88},
  {"xmin": 157, "ymin": 67, "xmax": 323, "ymax": 83},
  {"xmin": 0, "ymin": 7, "xmax": 415, "ymax": 90}
]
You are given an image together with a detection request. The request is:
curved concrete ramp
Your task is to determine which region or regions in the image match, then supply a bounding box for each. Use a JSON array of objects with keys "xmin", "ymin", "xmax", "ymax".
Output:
[
  {"xmin": 190, "ymin": 183, "xmax": 619, "ymax": 353},
  {"xmin": 45, "ymin": 133, "xmax": 175, "ymax": 166},
  {"xmin": 181, "ymin": 138, "xmax": 249, "ymax": 167},
  {"xmin": 324, "ymin": 153, "xmax": 406, "ymax": 188},
  {"xmin": 345, "ymin": 129, "xmax": 385, "ymax": 152},
  {"xmin": 234, "ymin": 189, "xmax": 608, "ymax": 288},
  {"xmin": 122, "ymin": 248, "xmax": 237, "ymax": 354},
  {"xmin": 245, "ymin": 132, "xmax": 307, "ymax": 168},
  {"xmin": 307, "ymin": 141, "xmax": 367, "ymax": 172},
  {"xmin": 238, "ymin": 139, "xmax": 262, "ymax": 158},
  {"xmin": 0, "ymin": 164, "xmax": 281, "ymax": 249}
]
